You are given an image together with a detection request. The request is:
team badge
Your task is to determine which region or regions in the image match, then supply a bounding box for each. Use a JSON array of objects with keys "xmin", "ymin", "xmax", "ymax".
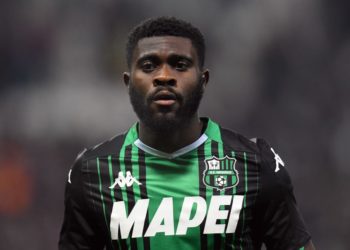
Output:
[{"xmin": 203, "ymin": 156, "xmax": 239, "ymax": 190}]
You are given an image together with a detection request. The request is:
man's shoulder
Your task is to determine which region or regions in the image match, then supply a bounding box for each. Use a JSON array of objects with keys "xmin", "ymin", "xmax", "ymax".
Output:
[
  {"xmin": 219, "ymin": 126, "xmax": 280, "ymax": 171},
  {"xmin": 219, "ymin": 126, "xmax": 261, "ymax": 154},
  {"xmin": 78, "ymin": 133, "xmax": 127, "ymax": 162}
]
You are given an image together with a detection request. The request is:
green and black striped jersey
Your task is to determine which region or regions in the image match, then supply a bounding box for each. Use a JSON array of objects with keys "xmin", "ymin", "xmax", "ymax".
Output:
[{"xmin": 59, "ymin": 118, "xmax": 311, "ymax": 250}]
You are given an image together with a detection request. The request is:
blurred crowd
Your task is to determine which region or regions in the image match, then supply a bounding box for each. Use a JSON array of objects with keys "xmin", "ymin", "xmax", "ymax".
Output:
[{"xmin": 0, "ymin": 0, "xmax": 349, "ymax": 249}]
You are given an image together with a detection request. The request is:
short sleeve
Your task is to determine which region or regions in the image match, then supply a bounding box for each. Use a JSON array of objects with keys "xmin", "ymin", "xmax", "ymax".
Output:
[
  {"xmin": 58, "ymin": 149, "xmax": 105, "ymax": 250},
  {"xmin": 252, "ymin": 139, "xmax": 311, "ymax": 250}
]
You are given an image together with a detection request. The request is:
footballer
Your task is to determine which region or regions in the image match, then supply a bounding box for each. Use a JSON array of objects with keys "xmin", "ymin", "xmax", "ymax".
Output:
[{"xmin": 59, "ymin": 17, "xmax": 315, "ymax": 250}]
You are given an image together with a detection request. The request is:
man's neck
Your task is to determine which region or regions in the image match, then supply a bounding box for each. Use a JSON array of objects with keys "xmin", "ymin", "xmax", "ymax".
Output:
[{"xmin": 138, "ymin": 116, "xmax": 203, "ymax": 153}]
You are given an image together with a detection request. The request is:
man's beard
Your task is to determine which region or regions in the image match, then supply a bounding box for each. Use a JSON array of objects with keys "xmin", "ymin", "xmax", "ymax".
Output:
[{"xmin": 129, "ymin": 81, "xmax": 204, "ymax": 133}]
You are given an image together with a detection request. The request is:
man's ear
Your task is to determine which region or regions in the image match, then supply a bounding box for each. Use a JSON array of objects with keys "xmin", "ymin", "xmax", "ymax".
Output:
[
  {"xmin": 123, "ymin": 72, "xmax": 130, "ymax": 87},
  {"xmin": 201, "ymin": 69, "xmax": 210, "ymax": 88}
]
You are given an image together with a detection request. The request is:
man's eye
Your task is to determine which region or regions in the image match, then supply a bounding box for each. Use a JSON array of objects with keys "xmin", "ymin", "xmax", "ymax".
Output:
[
  {"xmin": 141, "ymin": 61, "xmax": 155, "ymax": 72},
  {"xmin": 175, "ymin": 61, "xmax": 189, "ymax": 71}
]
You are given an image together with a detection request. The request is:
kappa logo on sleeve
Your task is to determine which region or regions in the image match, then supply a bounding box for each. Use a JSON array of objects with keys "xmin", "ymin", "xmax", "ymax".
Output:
[
  {"xmin": 270, "ymin": 147, "xmax": 285, "ymax": 172},
  {"xmin": 109, "ymin": 171, "xmax": 142, "ymax": 189},
  {"xmin": 68, "ymin": 169, "xmax": 72, "ymax": 184}
]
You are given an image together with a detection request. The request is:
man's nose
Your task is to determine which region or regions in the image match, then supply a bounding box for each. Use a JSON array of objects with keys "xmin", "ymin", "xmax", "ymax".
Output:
[{"xmin": 153, "ymin": 65, "xmax": 176, "ymax": 86}]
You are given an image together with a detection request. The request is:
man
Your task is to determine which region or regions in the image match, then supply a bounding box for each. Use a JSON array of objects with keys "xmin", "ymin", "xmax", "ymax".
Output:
[{"xmin": 59, "ymin": 17, "xmax": 314, "ymax": 250}]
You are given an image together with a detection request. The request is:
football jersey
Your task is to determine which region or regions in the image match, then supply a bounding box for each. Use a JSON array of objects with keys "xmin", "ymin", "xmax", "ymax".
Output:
[{"xmin": 59, "ymin": 118, "xmax": 311, "ymax": 250}]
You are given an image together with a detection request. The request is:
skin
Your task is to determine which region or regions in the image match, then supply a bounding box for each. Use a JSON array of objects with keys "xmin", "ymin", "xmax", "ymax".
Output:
[
  {"xmin": 123, "ymin": 35, "xmax": 315, "ymax": 249},
  {"xmin": 124, "ymin": 36, "xmax": 209, "ymax": 153}
]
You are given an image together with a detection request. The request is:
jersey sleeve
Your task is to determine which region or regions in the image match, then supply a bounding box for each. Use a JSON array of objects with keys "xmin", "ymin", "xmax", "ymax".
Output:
[
  {"xmin": 59, "ymin": 149, "xmax": 105, "ymax": 250},
  {"xmin": 252, "ymin": 139, "xmax": 311, "ymax": 250}
]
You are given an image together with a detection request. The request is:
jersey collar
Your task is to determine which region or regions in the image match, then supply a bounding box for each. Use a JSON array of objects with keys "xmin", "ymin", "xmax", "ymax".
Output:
[
  {"xmin": 127, "ymin": 117, "xmax": 221, "ymax": 159},
  {"xmin": 134, "ymin": 134, "xmax": 208, "ymax": 159}
]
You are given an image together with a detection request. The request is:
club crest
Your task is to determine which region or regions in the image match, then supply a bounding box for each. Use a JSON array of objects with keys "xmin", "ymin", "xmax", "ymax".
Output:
[{"xmin": 203, "ymin": 156, "xmax": 239, "ymax": 190}]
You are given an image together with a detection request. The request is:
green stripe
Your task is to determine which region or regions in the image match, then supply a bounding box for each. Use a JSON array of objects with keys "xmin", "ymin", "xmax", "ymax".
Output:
[
  {"xmin": 96, "ymin": 157, "xmax": 109, "ymax": 230},
  {"xmin": 205, "ymin": 119, "xmax": 222, "ymax": 143},
  {"xmin": 125, "ymin": 123, "xmax": 139, "ymax": 144},
  {"xmin": 299, "ymin": 247, "xmax": 305, "ymax": 250},
  {"xmin": 108, "ymin": 155, "xmax": 115, "ymax": 201},
  {"xmin": 145, "ymin": 150, "xmax": 201, "ymax": 250},
  {"xmin": 204, "ymin": 140, "xmax": 213, "ymax": 198}
]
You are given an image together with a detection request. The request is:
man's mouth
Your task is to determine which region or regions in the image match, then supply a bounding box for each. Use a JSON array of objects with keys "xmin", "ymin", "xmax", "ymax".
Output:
[{"xmin": 152, "ymin": 91, "xmax": 177, "ymax": 106}]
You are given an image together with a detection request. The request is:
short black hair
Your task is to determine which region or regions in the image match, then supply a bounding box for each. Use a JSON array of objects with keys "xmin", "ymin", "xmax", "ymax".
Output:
[{"xmin": 126, "ymin": 16, "xmax": 206, "ymax": 69}]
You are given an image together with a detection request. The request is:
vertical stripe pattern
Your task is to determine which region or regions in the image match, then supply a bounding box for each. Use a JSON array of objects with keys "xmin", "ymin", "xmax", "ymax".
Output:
[
  {"xmin": 138, "ymin": 149, "xmax": 150, "ymax": 250},
  {"xmin": 211, "ymin": 140, "xmax": 222, "ymax": 249},
  {"xmin": 124, "ymin": 145, "xmax": 138, "ymax": 250},
  {"xmin": 81, "ymin": 119, "xmax": 264, "ymax": 250},
  {"xmin": 96, "ymin": 158, "xmax": 109, "ymax": 231},
  {"xmin": 197, "ymin": 143, "xmax": 207, "ymax": 250}
]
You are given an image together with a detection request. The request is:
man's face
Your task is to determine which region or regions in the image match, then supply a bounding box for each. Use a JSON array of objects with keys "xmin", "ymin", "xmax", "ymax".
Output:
[{"xmin": 124, "ymin": 36, "xmax": 208, "ymax": 132}]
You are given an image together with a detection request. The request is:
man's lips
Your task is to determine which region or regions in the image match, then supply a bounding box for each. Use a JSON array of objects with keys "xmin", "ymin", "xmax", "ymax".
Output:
[
  {"xmin": 153, "ymin": 99, "xmax": 176, "ymax": 105},
  {"xmin": 152, "ymin": 91, "xmax": 177, "ymax": 106}
]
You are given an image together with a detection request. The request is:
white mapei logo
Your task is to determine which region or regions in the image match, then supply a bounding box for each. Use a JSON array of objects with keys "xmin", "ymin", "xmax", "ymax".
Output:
[
  {"xmin": 109, "ymin": 171, "xmax": 142, "ymax": 189},
  {"xmin": 110, "ymin": 195, "xmax": 244, "ymax": 240}
]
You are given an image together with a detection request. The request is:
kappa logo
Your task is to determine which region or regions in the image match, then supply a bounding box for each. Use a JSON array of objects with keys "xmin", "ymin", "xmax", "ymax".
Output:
[
  {"xmin": 270, "ymin": 147, "xmax": 285, "ymax": 172},
  {"xmin": 203, "ymin": 156, "xmax": 239, "ymax": 191},
  {"xmin": 109, "ymin": 171, "xmax": 142, "ymax": 189},
  {"xmin": 68, "ymin": 169, "xmax": 72, "ymax": 184}
]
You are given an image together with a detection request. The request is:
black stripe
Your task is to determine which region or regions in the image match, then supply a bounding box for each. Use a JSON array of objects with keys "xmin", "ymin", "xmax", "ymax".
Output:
[
  {"xmin": 119, "ymin": 233, "xmax": 128, "ymax": 250},
  {"xmin": 197, "ymin": 143, "xmax": 207, "ymax": 250},
  {"xmin": 211, "ymin": 141, "xmax": 222, "ymax": 250},
  {"xmin": 233, "ymin": 153, "xmax": 244, "ymax": 248},
  {"xmin": 232, "ymin": 152, "xmax": 247, "ymax": 248},
  {"xmin": 225, "ymin": 196, "xmax": 236, "ymax": 250},
  {"xmin": 124, "ymin": 145, "xmax": 137, "ymax": 250},
  {"xmin": 138, "ymin": 149, "xmax": 150, "ymax": 250},
  {"xmin": 111, "ymin": 156, "xmax": 123, "ymax": 201},
  {"xmin": 235, "ymin": 153, "xmax": 245, "ymax": 195},
  {"xmin": 86, "ymin": 158, "xmax": 114, "ymax": 249},
  {"xmin": 245, "ymin": 154, "xmax": 259, "ymax": 249},
  {"xmin": 98, "ymin": 158, "xmax": 114, "ymax": 227},
  {"xmin": 210, "ymin": 175, "xmax": 215, "ymax": 187},
  {"xmin": 112, "ymin": 241, "xmax": 120, "ymax": 250}
]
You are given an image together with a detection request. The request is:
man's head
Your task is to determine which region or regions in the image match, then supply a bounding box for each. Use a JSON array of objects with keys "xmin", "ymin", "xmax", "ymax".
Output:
[
  {"xmin": 126, "ymin": 16, "xmax": 206, "ymax": 70},
  {"xmin": 124, "ymin": 17, "xmax": 209, "ymax": 132}
]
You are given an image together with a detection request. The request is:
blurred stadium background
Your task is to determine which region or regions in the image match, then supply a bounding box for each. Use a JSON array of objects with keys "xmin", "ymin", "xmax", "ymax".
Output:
[{"xmin": 1, "ymin": 0, "xmax": 349, "ymax": 249}]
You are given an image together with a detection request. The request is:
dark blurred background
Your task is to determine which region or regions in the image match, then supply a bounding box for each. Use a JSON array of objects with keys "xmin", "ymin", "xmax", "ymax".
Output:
[{"xmin": 1, "ymin": 0, "xmax": 349, "ymax": 249}]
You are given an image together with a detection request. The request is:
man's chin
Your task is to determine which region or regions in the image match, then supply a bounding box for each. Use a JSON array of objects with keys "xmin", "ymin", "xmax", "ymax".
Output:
[{"xmin": 145, "ymin": 114, "xmax": 180, "ymax": 132}]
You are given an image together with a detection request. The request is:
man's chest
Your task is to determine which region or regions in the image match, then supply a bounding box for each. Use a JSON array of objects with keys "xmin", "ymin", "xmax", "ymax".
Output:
[{"xmin": 82, "ymin": 148, "xmax": 260, "ymax": 243}]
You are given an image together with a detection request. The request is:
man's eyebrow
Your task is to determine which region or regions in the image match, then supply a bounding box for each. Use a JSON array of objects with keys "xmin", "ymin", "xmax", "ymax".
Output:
[
  {"xmin": 168, "ymin": 54, "xmax": 194, "ymax": 63},
  {"xmin": 136, "ymin": 54, "xmax": 159, "ymax": 64},
  {"xmin": 136, "ymin": 53, "xmax": 194, "ymax": 63}
]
